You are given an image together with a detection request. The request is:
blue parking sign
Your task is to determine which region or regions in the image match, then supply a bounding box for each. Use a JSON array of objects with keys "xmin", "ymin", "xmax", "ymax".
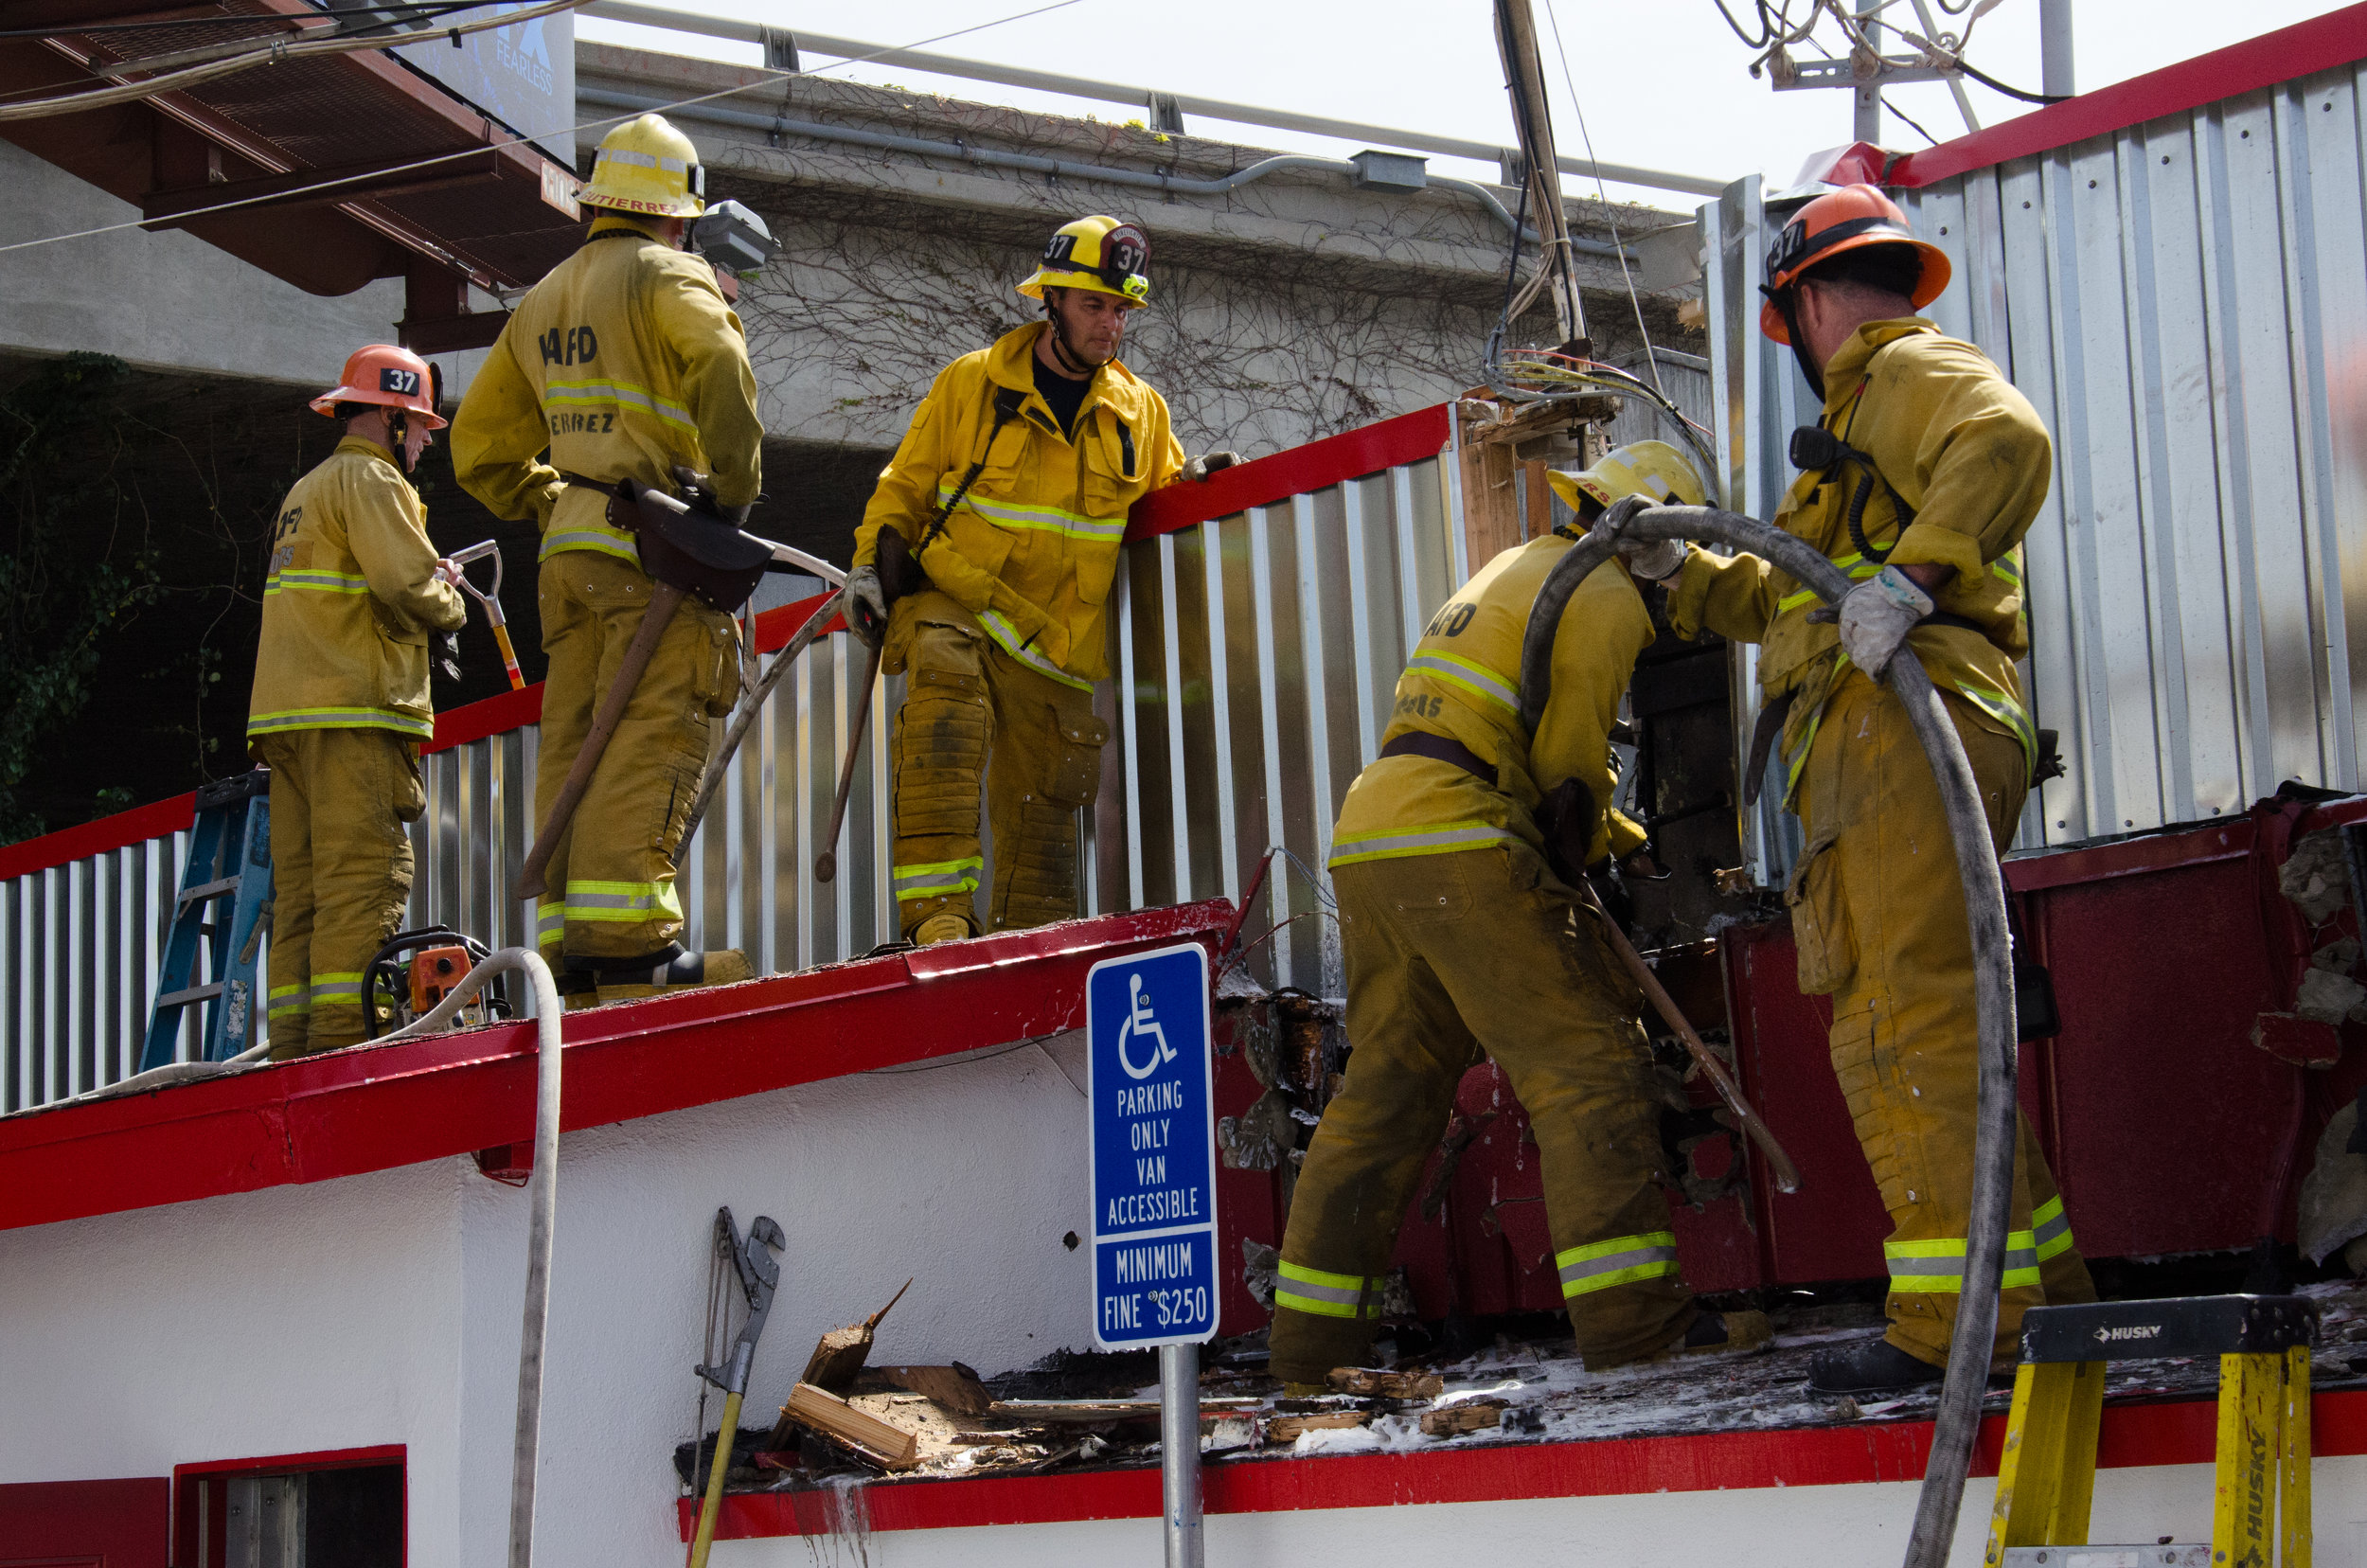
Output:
[{"xmin": 1087, "ymin": 943, "xmax": 1219, "ymax": 1348}]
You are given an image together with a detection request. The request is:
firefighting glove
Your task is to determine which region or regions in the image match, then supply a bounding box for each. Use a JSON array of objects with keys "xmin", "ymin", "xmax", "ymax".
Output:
[
  {"xmin": 845, "ymin": 565, "xmax": 890, "ymax": 650},
  {"xmin": 1597, "ymin": 493, "xmax": 1688, "ymax": 582},
  {"xmin": 1182, "ymin": 451, "xmax": 1241, "ymax": 483},
  {"xmin": 1835, "ymin": 564, "xmax": 1933, "ymax": 676}
]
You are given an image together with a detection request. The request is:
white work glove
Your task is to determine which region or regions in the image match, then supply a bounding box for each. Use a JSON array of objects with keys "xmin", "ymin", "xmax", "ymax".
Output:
[
  {"xmin": 1182, "ymin": 451, "xmax": 1241, "ymax": 483},
  {"xmin": 845, "ymin": 564, "xmax": 890, "ymax": 650},
  {"xmin": 1836, "ymin": 564, "xmax": 1934, "ymax": 675},
  {"xmin": 1596, "ymin": 494, "xmax": 1688, "ymax": 582}
]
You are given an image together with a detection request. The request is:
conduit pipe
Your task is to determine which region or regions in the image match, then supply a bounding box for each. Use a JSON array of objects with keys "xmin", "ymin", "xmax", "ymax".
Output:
[
  {"xmin": 376, "ymin": 950, "xmax": 565, "ymax": 1568},
  {"xmin": 1521, "ymin": 507, "xmax": 2016, "ymax": 1568},
  {"xmin": 576, "ymin": 86, "xmax": 1630, "ymax": 259}
]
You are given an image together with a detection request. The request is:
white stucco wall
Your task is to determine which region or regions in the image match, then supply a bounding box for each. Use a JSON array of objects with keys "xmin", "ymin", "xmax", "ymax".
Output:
[{"xmin": 6, "ymin": 1029, "xmax": 2360, "ymax": 1565}]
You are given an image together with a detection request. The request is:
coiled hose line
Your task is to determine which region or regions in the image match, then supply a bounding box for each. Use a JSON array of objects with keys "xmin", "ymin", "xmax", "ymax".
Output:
[
  {"xmin": 1522, "ymin": 507, "xmax": 2016, "ymax": 1568},
  {"xmin": 376, "ymin": 949, "xmax": 564, "ymax": 1568}
]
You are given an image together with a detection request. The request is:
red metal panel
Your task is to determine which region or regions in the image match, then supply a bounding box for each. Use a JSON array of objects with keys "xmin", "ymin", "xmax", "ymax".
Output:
[
  {"xmin": 0, "ymin": 1478, "xmax": 169, "ymax": 1567},
  {"xmin": 1125, "ymin": 405, "xmax": 1450, "ymax": 542},
  {"xmin": 682, "ymin": 1386, "xmax": 2367, "ymax": 1540},
  {"xmin": 1887, "ymin": 2, "xmax": 2367, "ymax": 189},
  {"xmin": 0, "ymin": 902, "xmax": 1237, "ymax": 1233}
]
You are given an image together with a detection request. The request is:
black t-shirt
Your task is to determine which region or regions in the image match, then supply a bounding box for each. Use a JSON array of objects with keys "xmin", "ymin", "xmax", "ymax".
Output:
[{"xmin": 1033, "ymin": 356, "xmax": 1092, "ymax": 438}]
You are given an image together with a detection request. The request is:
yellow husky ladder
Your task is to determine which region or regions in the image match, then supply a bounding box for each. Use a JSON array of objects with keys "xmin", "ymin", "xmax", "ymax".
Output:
[{"xmin": 1985, "ymin": 1294, "xmax": 2317, "ymax": 1568}]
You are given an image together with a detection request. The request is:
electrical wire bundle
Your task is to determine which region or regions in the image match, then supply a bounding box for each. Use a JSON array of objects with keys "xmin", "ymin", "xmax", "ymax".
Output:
[{"xmin": 1492, "ymin": 347, "xmax": 1721, "ymax": 483}]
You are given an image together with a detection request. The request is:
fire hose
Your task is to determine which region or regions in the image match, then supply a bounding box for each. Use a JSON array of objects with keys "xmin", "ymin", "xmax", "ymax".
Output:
[
  {"xmin": 1522, "ymin": 506, "xmax": 2016, "ymax": 1568},
  {"xmin": 376, "ymin": 950, "xmax": 564, "ymax": 1568}
]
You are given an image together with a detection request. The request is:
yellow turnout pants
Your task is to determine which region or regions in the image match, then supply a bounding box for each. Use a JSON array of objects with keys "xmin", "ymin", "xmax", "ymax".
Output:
[
  {"xmin": 1789, "ymin": 671, "xmax": 2096, "ymax": 1368},
  {"xmin": 1272, "ymin": 844, "xmax": 1698, "ymax": 1381},
  {"xmin": 883, "ymin": 590, "xmax": 1108, "ymax": 938},
  {"xmin": 255, "ymin": 728, "xmax": 422, "ymax": 1057},
  {"xmin": 534, "ymin": 552, "xmax": 740, "ymax": 964}
]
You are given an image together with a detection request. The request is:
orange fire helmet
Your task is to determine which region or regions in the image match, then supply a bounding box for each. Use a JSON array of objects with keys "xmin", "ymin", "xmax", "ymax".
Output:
[
  {"xmin": 1758, "ymin": 184, "xmax": 1950, "ymax": 345},
  {"xmin": 309, "ymin": 344, "xmax": 447, "ymax": 429}
]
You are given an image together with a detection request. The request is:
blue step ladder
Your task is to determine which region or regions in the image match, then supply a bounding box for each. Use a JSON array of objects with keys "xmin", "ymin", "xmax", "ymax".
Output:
[{"xmin": 140, "ymin": 769, "xmax": 274, "ymax": 1070}]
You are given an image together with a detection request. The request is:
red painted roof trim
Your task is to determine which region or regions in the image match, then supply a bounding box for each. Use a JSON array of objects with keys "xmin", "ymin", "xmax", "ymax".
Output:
[
  {"xmin": 0, "ymin": 900, "xmax": 1235, "ymax": 1232},
  {"xmin": 1888, "ymin": 3, "xmax": 2367, "ymax": 188},
  {"xmin": 1126, "ymin": 404, "xmax": 1451, "ymax": 542},
  {"xmin": 0, "ymin": 790, "xmax": 197, "ymax": 883},
  {"xmin": 683, "ymin": 1386, "xmax": 2367, "ymax": 1541}
]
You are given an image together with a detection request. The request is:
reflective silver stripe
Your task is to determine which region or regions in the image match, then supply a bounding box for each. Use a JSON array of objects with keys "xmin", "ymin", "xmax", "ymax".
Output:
[
  {"xmin": 1886, "ymin": 1254, "xmax": 1965, "ymax": 1278},
  {"xmin": 892, "ymin": 859, "xmax": 982, "ymax": 896},
  {"xmin": 1326, "ymin": 823, "xmax": 1519, "ymax": 866},
  {"xmin": 1555, "ymin": 1234, "xmax": 1680, "ymax": 1296},
  {"xmin": 566, "ymin": 889, "xmax": 678, "ymax": 914},
  {"xmin": 310, "ymin": 982, "xmax": 364, "ymax": 1004},
  {"xmin": 247, "ymin": 707, "xmax": 433, "ymax": 738},
  {"xmin": 1404, "ymin": 652, "xmax": 1519, "ymax": 713},
  {"xmin": 945, "ymin": 484, "xmax": 1128, "ymax": 540},
  {"xmin": 542, "ymin": 379, "xmax": 693, "ymax": 429},
  {"xmin": 2031, "ymin": 1197, "xmax": 2073, "ymax": 1259}
]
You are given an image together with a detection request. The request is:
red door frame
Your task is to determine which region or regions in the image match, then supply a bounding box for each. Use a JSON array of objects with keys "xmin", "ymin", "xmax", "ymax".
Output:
[{"xmin": 171, "ymin": 1445, "xmax": 406, "ymax": 1568}]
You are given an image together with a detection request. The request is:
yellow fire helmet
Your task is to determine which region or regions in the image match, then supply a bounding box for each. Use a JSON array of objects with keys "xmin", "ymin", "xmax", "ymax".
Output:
[
  {"xmin": 1547, "ymin": 438, "xmax": 1706, "ymax": 516},
  {"xmin": 579, "ymin": 114, "xmax": 706, "ymax": 219},
  {"xmin": 1016, "ymin": 215, "xmax": 1151, "ymax": 306}
]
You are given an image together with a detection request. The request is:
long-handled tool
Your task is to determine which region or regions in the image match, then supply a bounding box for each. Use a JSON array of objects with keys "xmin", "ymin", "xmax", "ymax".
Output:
[
  {"xmin": 1573, "ymin": 876, "xmax": 1804, "ymax": 1194},
  {"xmin": 814, "ymin": 637, "xmax": 884, "ymax": 883},
  {"xmin": 687, "ymin": 1205, "xmax": 786, "ymax": 1568},
  {"xmin": 676, "ymin": 589, "xmax": 845, "ymax": 850},
  {"xmin": 450, "ymin": 539, "xmax": 526, "ymax": 691},
  {"xmin": 517, "ymin": 579, "xmax": 685, "ymax": 900}
]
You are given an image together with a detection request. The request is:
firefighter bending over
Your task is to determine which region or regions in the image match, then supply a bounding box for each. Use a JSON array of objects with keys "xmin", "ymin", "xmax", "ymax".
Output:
[
  {"xmin": 1628, "ymin": 185, "xmax": 2097, "ymax": 1394},
  {"xmin": 453, "ymin": 114, "xmax": 759, "ymax": 1007},
  {"xmin": 249, "ymin": 345, "xmax": 465, "ymax": 1056},
  {"xmin": 1270, "ymin": 441, "xmax": 1774, "ymax": 1387},
  {"xmin": 843, "ymin": 217, "xmax": 1232, "ymax": 944}
]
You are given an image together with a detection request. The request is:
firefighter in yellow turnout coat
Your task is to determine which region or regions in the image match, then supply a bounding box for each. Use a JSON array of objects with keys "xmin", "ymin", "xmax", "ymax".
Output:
[
  {"xmin": 249, "ymin": 345, "xmax": 465, "ymax": 1056},
  {"xmin": 1270, "ymin": 443, "xmax": 1773, "ymax": 1386},
  {"xmin": 452, "ymin": 114, "xmax": 757, "ymax": 1004},
  {"xmin": 845, "ymin": 218, "xmax": 1200, "ymax": 943},
  {"xmin": 1641, "ymin": 186, "xmax": 2096, "ymax": 1394}
]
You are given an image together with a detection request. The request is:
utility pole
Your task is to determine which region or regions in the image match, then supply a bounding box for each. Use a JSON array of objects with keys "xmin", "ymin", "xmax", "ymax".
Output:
[
  {"xmin": 1852, "ymin": 7, "xmax": 1883, "ymax": 144},
  {"xmin": 2038, "ymin": 0, "xmax": 2074, "ymax": 98},
  {"xmin": 1493, "ymin": 0, "xmax": 1585, "ymax": 347}
]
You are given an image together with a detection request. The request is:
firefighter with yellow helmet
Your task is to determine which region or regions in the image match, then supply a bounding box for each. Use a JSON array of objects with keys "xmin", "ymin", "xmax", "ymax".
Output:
[
  {"xmin": 452, "ymin": 114, "xmax": 759, "ymax": 1005},
  {"xmin": 1618, "ymin": 184, "xmax": 2097, "ymax": 1393},
  {"xmin": 844, "ymin": 216, "xmax": 1224, "ymax": 943},
  {"xmin": 249, "ymin": 344, "xmax": 467, "ymax": 1056},
  {"xmin": 1269, "ymin": 439, "xmax": 1775, "ymax": 1387}
]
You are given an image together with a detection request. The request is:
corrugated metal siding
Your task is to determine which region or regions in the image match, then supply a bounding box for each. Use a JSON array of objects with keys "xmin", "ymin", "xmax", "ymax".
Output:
[
  {"xmin": 1702, "ymin": 58, "xmax": 2367, "ymax": 868},
  {"xmin": 1, "ymin": 448, "xmax": 1463, "ymax": 1111}
]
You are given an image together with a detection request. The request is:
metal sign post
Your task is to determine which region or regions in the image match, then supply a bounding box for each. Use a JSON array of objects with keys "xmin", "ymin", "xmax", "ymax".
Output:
[{"xmin": 1087, "ymin": 942, "xmax": 1218, "ymax": 1568}]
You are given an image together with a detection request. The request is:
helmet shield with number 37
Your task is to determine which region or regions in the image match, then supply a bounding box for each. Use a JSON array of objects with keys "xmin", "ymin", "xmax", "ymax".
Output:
[{"xmin": 309, "ymin": 344, "xmax": 446, "ymax": 429}]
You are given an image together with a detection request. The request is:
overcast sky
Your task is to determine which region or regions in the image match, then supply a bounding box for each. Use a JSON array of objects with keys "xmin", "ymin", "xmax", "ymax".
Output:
[{"xmin": 578, "ymin": 0, "xmax": 2358, "ymax": 214}]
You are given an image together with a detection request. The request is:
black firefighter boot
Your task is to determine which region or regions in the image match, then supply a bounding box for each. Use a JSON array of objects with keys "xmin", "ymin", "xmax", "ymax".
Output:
[{"xmin": 1808, "ymin": 1335, "xmax": 1947, "ymax": 1395}]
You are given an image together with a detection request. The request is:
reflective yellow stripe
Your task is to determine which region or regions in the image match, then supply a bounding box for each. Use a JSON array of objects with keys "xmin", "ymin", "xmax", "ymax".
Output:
[
  {"xmin": 977, "ymin": 610, "xmax": 1095, "ymax": 691},
  {"xmin": 1326, "ymin": 821, "xmax": 1521, "ymax": 868},
  {"xmin": 1954, "ymin": 677, "xmax": 2038, "ymax": 780},
  {"xmin": 563, "ymin": 879, "xmax": 683, "ymax": 922},
  {"xmin": 248, "ymin": 706, "xmax": 433, "ymax": 739},
  {"xmin": 941, "ymin": 482, "xmax": 1126, "ymax": 541},
  {"xmin": 1776, "ymin": 552, "xmax": 1880, "ymax": 615},
  {"xmin": 542, "ymin": 377, "xmax": 694, "ymax": 430},
  {"xmin": 1556, "ymin": 1231, "xmax": 1680, "ymax": 1298},
  {"xmin": 893, "ymin": 857, "xmax": 983, "ymax": 901},
  {"xmin": 1403, "ymin": 651, "xmax": 1519, "ymax": 714},
  {"xmin": 310, "ymin": 971, "xmax": 365, "ymax": 1006},
  {"xmin": 2030, "ymin": 1194, "xmax": 2075, "ymax": 1262},
  {"xmin": 539, "ymin": 528, "xmax": 642, "ymax": 564},
  {"xmin": 1274, "ymin": 1260, "xmax": 1384, "ymax": 1320},
  {"xmin": 265, "ymin": 569, "xmax": 372, "ymax": 597}
]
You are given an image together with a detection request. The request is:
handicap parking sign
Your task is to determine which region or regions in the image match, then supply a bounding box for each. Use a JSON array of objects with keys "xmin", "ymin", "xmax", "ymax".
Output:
[{"xmin": 1087, "ymin": 942, "xmax": 1219, "ymax": 1348}]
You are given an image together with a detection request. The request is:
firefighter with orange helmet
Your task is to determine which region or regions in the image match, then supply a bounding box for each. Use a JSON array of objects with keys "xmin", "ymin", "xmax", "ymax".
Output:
[
  {"xmin": 452, "ymin": 113, "xmax": 760, "ymax": 1007},
  {"xmin": 1621, "ymin": 184, "xmax": 2098, "ymax": 1392},
  {"xmin": 248, "ymin": 344, "xmax": 466, "ymax": 1056},
  {"xmin": 840, "ymin": 216, "xmax": 1216, "ymax": 945}
]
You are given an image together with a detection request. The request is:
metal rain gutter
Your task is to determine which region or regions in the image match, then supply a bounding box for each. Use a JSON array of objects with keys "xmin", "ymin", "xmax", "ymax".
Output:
[
  {"xmin": 577, "ymin": 85, "xmax": 1635, "ymax": 258},
  {"xmin": 579, "ymin": 0, "xmax": 1728, "ymax": 197}
]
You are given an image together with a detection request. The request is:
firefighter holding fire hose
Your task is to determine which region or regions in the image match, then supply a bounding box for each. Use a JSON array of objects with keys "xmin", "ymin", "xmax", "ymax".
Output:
[{"xmin": 1619, "ymin": 184, "xmax": 2099, "ymax": 1394}]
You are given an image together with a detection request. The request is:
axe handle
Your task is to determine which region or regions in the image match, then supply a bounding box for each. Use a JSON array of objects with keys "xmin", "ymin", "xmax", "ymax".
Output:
[
  {"xmin": 1574, "ymin": 877, "xmax": 1805, "ymax": 1195},
  {"xmin": 814, "ymin": 639, "xmax": 884, "ymax": 883},
  {"xmin": 677, "ymin": 591, "xmax": 844, "ymax": 850},
  {"xmin": 516, "ymin": 581, "xmax": 687, "ymax": 900}
]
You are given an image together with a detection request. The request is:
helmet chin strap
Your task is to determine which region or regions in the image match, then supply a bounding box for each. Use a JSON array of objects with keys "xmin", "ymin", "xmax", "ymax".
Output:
[
  {"xmin": 1042, "ymin": 288, "xmax": 1102, "ymax": 377},
  {"xmin": 1771, "ymin": 288, "xmax": 1825, "ymax": 401},
  {"xmin": 387, "ymin": 408, "xmax": 417, "ymax": 472}
]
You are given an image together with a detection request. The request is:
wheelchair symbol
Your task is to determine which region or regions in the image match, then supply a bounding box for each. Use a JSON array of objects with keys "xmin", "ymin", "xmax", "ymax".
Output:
[{"xmin": 1115, "ymin": 973, "xmax": 1178, "ymax": 1081}]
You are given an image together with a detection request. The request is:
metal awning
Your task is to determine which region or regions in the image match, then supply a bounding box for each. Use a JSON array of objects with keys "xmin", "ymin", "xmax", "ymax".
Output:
[{"xmin": 1, "ymin": 0, "xmax": 583, "ymax": 346}]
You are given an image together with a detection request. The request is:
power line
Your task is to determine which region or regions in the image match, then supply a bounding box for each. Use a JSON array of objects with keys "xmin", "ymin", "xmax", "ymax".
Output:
[
  {"xmin": 1543, "ymin": 0, "xmax": 1665, "ymax": 401},
  {"xmin": 0, "ymin": 0, "xmax": 1084, "ymax": 261}
]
